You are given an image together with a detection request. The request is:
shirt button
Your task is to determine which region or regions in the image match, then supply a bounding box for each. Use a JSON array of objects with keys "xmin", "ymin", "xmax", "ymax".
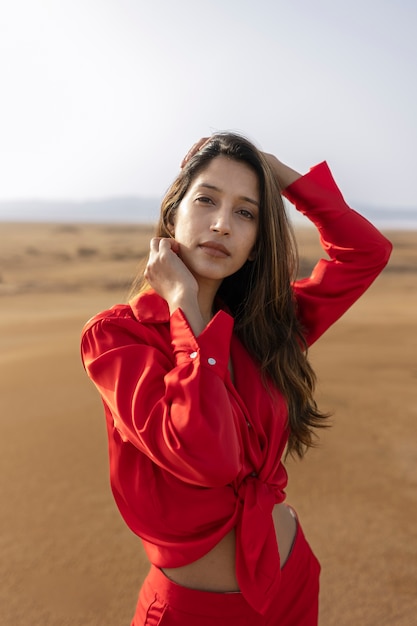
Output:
[
  {"xmin": 207, "ymin": 357, "xmax": 216, "ymax": 365},
  {"xmin": 246, "ymin": 420, "xmax": 252, "ymax": 428},
  {"xmin": 190, "ymin": 351, "xmax": 197, "ymax": 359},
  {"xmin": 251, "ymin": 471, "xmax": 257, "ymax": 477}
]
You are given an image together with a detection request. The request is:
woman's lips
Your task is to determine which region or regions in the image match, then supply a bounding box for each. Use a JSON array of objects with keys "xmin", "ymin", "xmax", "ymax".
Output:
[{"xmin": 199, "ymin": 241, "xmax": 230, "ymax": 257}]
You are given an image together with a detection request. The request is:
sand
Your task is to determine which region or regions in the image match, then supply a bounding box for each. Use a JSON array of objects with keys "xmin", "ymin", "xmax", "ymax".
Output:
[{"xmin": 1, "ymin": 222, "xmax": 416, "ymax": 625}]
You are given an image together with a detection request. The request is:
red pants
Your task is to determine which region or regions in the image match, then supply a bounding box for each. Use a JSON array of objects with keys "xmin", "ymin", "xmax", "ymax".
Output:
[{"xmin": 132, "ymin": 518, "xmax": 320, "ymax": 625}]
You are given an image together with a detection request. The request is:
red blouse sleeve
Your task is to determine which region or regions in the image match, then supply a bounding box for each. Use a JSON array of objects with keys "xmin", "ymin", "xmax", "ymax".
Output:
[
  {"xmin": 81, "ymin": 307, "xmax": 242, "ymax": 487},
  {"xmin": 284, "ymin": 162, "xmax": 392, "ymax": 346}
]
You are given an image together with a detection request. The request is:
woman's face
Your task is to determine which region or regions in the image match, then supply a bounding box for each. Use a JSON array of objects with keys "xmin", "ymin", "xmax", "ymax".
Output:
[{"xmin": 170, "ymin": 156, "xmax": 260, "ymax": 290}]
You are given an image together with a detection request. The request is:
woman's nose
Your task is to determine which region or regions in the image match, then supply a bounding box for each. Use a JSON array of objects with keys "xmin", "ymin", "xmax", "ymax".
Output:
[{"xmin": 210, "ymin": 208, "xmax": 231, "ymax": 235}]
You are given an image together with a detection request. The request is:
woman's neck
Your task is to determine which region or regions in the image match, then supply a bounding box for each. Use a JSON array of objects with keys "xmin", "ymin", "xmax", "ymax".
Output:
[{"xmin": 197, "ymin": 280, "xmax": 220, "ymax": 326}]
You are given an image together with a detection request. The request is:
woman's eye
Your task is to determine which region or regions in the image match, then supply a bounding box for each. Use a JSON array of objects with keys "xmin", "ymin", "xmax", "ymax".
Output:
[
  {"xmin": 196, "ymin": 196, "xmax": 213, "ymax": 204},
  {"xmin": 238, "ymin": 209, "xmax": 254, "ymax": 219}
]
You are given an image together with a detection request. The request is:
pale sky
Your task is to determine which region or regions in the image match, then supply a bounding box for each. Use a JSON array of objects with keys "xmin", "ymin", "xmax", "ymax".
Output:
[{"xmin": 1, "ymin": 0, "xmax": 416, "ymax": 208}]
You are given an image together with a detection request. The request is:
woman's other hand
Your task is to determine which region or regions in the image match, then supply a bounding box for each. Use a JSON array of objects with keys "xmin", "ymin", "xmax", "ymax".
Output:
[
  {"xmin": 145, "ymin": 238, "xmax": 209, "ymax": 335},
  {"xmin": 145, "ymin": 237, "xmax": 199, "ymax": 304}
]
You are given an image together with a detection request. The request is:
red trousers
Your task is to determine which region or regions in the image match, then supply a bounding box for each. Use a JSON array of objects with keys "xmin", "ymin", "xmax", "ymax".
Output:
[{"xmin": 132, "ymin": 518, "xmax": 320, "ymax": 625}]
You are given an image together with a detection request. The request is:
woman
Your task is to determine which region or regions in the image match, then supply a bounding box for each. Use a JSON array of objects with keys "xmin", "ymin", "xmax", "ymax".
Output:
[{"xmin": 81, "ymin": 133, "xmax": 392, "ymax": 625}]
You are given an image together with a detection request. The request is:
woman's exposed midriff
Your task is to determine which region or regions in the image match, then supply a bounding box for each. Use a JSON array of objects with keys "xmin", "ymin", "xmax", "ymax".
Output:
[{"xmin": 161, "ymin": 502, "xmax": 297, "ymax": 592}]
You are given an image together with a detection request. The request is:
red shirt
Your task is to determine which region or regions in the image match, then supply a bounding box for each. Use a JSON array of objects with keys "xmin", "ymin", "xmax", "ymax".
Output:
[{"xmin": 81, "ymin": 162, "xmax": 392, "ymax": 614}]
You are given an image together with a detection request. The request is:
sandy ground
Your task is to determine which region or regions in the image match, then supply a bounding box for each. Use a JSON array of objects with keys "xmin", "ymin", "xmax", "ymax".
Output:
[{"xmin": 0, "ymin": 222, "xmax": 416, "ymax": 625}]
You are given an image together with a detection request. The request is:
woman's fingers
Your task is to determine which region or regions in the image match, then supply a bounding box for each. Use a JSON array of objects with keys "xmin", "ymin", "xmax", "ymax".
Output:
[
  {"xmin": 180, "ymin": 137, "xmax": 210, "ymax": 168},
  {"xmin": 150, "ymin": 237, "xmax": 179, "ymax": 255},
  {"xmin": 149, "ymin": 237, "xmax": 161, "ymax": 252}
]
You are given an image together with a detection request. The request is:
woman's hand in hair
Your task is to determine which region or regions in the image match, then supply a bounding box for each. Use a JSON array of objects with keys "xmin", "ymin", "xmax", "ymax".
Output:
[
  {"xmin": 180, "ymin": 137, "xmax": 210, "ymax": 168},
  {"xmin": 262, "ymin": 153, "xmax": 302, "ymax": 189}
]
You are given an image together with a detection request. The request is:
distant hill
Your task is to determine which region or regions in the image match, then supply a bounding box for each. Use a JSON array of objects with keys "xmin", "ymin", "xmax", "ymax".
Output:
[{"xmin": 0, "ymin": 196, "xmax": 161, "ymax": 224}]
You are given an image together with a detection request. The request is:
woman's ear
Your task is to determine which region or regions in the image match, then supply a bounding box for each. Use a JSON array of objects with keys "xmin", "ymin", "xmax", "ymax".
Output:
[
  {"xmin": 248, "ymin": 248, "xmax": 256, "ymax": 262},
  {"xmin": 164, "ymin": 211, "xmax": 175, "ymax": 236}
]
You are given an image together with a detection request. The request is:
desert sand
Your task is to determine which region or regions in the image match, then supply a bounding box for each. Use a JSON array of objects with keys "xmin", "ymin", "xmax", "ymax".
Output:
[{"xmin": 1, "ymin": 222, "xmax": 416, "ymax": 625}]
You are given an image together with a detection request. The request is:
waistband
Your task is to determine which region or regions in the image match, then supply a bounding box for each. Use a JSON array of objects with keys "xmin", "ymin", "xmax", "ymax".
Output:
[{"xmin": 145, "ymin": 565, "xmax": 255, "ymax": 618}]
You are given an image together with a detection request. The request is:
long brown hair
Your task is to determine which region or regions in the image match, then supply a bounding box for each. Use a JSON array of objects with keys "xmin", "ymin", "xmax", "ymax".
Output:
[{"xmin": 131, "ymin": 132, "xmax": 328, "ymax": 457}]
